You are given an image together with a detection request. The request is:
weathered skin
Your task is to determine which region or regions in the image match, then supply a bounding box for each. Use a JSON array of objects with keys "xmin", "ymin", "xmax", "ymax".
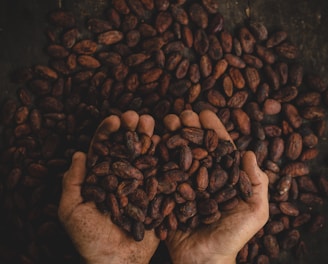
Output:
[
  {"xmin": 165, "ymin": 150, "xmax": 269, "ymax": 264},
  {"xmin": 58, "ymin": 116, "xmax": 159, "ymax": 264}
]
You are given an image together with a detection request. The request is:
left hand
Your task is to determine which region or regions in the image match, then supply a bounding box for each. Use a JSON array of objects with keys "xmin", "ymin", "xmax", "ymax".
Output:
[{"xmin": 58, "ymin": 151, "xmax": 159, "ymax": 264}]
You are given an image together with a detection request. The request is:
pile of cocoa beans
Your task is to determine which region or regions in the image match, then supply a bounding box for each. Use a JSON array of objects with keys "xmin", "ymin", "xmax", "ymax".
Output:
[
  {"xmin": 83, "ymin": 109, "xmax": 253, "ymax": 241},
  {"xmin": 1, "ymin": 0, "xmax": 328, "ymax": 263}
]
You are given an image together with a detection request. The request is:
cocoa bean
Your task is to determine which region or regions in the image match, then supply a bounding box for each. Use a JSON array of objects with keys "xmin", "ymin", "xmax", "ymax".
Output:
[
  {"xmin": 263, "ymin": 235, "xmax": 279, "ymax": 258},
  {"xmin": 6, "ymin": 168, "xmax": 22, "ymax": 190},
  {"xmin": 180, "ymin": 127, "xmax": 203, "ymax": 144},
  {"xmin": 243, "ymin": 54, "xmax": 263, "ymax": 69},
  {"xmin": 279, "ymin": 202, "xmax": 300, "ymax": 216},
  {"xmin": 275, "ymin": 42, "xmax": 299, "ymax": 59},
  {"xmin": 255, "ymin": 45, "xmax": 276, "ymax": 64},
  {"xmin": 48, "ymin": 10, "xmax": 75, "ymax": 28},
  {"xmin": 224, "ymin": 54, "xmax": 246, "ymax": 69},
  {"xmin": 200, "ymin": 55, "xmax": 213, "ymax": 77},
  {"xmin": 229, "ymin": 67, "xmax": 245, "ymax": 89},
  {"xmin": 73, "ymin": 40, "xmax": 98, "ymax": 55},
  {"xmin": 249, "ymin": 22, "xmax": 268, "ymax": 41},
  {"xmin": 222, "ymin": 74, "xmax": 233, "ymax": 97},
  {"xmin": 101, "ymin": 175, "xmax": 118, "ymax": 192},
  {"xmin": 178, "ymin": 200, "xmax": 197, "ymax": 219},
  {"xmin": 155, "ymin": 12, "xmax": 172, "ymax": 33},
  {"xmin": 176, "ymin": 58, "xmax": 190, "ymax": 79},
  {"xmin": 231, "ymin": 109, "xmax": 251, "ymax": 135},
  {"xmin": 125, "ymin": 203, "xmax": 145, "ymax": 222},
  {"xmin": 300, "ymin": 148, "xmax": 319, "ymax": 161},
  {"xmin": 107, "ymin": 8, "xmax": 121, "ymax": 28},
  {"xmin": 301, "ymin": 106, "xmax": 325, "ymax": 120},
  {"xmin": 266, "ymin": 31, "xmax": 288, "ymax": 48},
  {"xmin": 117, "ymin": 180, "xmax": 140, "ymax": 197},
  {"xmin": 181, "ymin": 26, "xmax": 193, "ymax": 48},
  {"xmin": 202, "ymin": 0, "xmax": 219, "ymax": 14},
  {"xmin": 292, "ymin": 213, "xmax": 311, "ymax": 228},
  {"xmin": 289, "ymin": 63, "xmax": 303, "ymax": 87},
  {"xmin": 82, "ymin": 186, "xmax": 106, "ymax": 203},
  {"xmin": 112, "ymin": 161, "xmax": 143, "ymax": 180},
  {"xmin": 299, "ymin": 193, "xmax": 323, "ymax": 206},
  {"xmin": 208, "ymin": 35, "xmax": 223, "ymax": 60},
  {"xmin": 161, "ymin": 196, "xmax": 175, "ymax": 217},
  {"xmin": 239, "ymin": 27, "xmax": 256, "ymax": 54},
  {"xmin": 265, "ymin": 221, "xmax": 284, "ymax": 235},
  {"xmin": 127, "ymin": 0, "xmax": 149, "ymax": 19},
  {"xmin": 276, "ymin": 175, "xmax": 292, "ymax": 195},
  {"xmin": 280, "ymin": 229, "xmax": 300, "ymax": 250},
  {"xmin": 214, "ymin": 186, "xmax": 237, "ymax": 203},
  {"xmin": 227, "ymin": 91, "xmax": 248, "ymax": 109},
  {"xmin": 197, "ymin": 199, "xmax": 218, "ymax": 215},
  {"xmin": 195, "ymin": 166, "xmax": 209, "ymax": 192},
  {"xmin": 179, "ymin": 145, "xmax": 193, "ymax": 171},
  {"xmin": 244, "ymin": 67, "xmax": 261, "ymax": 93},
  {"xmin": 87, "ymin": 18, "xmax": 112, "ymax": 34},
  {"xmin": 208, "ymin": 167, "xmax": 228, "ymax": 193},
  {"xmin": 281, "ymin": 162, "xmax": 309, "ymax": 177},
  {"xmin": 220, "ymin": 30, "xmax": 233, "ymax": 53},
  {"xmin": 233, "ymin": 37, "xmax": 242, "ymax": 57},
  {"xmin": 283, "ymin": 103, "xmax": 302, "ymax": 129},
  {"xmin": 177, "ymin": 183, "xmax": 196, "ymax": 201},
  {"xmin": 189, "ymin": 3, "xmax": 208, "ymax": 29},
  {"xmin": 255, "ymin": 255, "xmax": 270, "ymax": 264},
  {"xmin": 194, "ymin": 29, "xmax": 209, "ymax": 55},
  {"xmin": 285, "ymin": 133, "xmax": 303, "ymax": 160}
]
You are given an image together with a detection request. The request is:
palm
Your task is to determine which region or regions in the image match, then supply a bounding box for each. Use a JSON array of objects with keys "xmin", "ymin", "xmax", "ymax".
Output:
[
  {"xmin": 59, "ymin": 152, "xmax": 160, "ymax": 264},
  {"xmin": 65, "ymin": 201, "xmax": 159, "ymax": 263}
]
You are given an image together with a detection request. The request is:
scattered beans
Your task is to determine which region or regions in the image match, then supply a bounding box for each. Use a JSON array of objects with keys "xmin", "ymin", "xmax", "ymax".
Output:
[{"xmin": 0, "ymin": 2, "xmax": 327, "ymax": 263}]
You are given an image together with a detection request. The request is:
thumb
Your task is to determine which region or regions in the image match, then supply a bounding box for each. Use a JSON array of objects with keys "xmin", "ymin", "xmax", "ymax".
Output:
[
  {"xmin": 58, "ymin": 151, "xmax": 87, "ymax": 222},
  {"xmin": 242, "ymin": 151, "xmax": 268, "ymax": 186},
  {"xmin": 242, "ymin": 151, "xmax": 269, "ymax": 209}
]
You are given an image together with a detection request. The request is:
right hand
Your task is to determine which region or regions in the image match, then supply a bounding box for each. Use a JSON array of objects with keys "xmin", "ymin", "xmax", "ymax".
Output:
[{"xmin": 165, "ymin": 113, "xmax": 269, "ymax": 264}]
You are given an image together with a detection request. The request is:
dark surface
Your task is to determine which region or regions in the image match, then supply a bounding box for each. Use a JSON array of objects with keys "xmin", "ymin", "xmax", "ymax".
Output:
[{"xmin": 1, "ymin": 0, "xmax": 328, "ymax": 263}]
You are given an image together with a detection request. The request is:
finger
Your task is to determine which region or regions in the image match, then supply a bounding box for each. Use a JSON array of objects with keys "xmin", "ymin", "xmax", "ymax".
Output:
[
  {"xmin": 87, "ymin": 115, "xmax": 121, "ymax": 167},
  {"xmin": 137, "ymin": 114, "xmax": 155, "ymax": 138},
  {"xmin": 242, "ymin": 151, "xmax": 268, "ymax": 186},
  {"xmin": 59, "ymin": 152, "xmax": 87, "ymax": 222},
  {"xmin": 121, "ymin": 110, "xmax": 139, "ymax": 131},
  {"xmin": 199, "ymin": 110, "xmax": 235, "ymax": 148},
  {"xmin": 93, "ymin": 115, "xmax": 121, "ymax": 143},
  {"xmin": 242, "ymin": 151, "xmax": 269, "ymax": 205}
]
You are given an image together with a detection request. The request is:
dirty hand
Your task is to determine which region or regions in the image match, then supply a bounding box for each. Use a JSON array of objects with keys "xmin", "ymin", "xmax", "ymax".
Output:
[
  {"xmin": 59, "ymin": 112, "xmax": 160, "ymax": 264},
  {"xmin": 165, "ymin": 151, "xmax": 269, "ymax": 264},
  {"xmin": 58, "ymin": 153, "xmax": 159, "ymax": 264}
]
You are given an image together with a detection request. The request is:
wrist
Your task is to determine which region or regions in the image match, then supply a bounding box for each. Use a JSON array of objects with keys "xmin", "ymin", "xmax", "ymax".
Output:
[
  {"xmin": 207, "ymin": 254, "xmax": 236, "ymax": 264},
  {"xmin": 170, "ymin": 253, "xmax": 236, "ymax": 264},
  {"xmin": 81, "ymin": 256, "xmax": 111, "ymax": 264},
  {"xmin": 81, "ymin": 251, "xmax": 153, "ymax": 264}
]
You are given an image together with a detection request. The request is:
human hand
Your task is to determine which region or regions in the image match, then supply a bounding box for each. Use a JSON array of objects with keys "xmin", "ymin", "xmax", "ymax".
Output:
[
  {"xmin": 165, "ymin": 114, "xmax": 269, "ymax": 264},
  {"xmin": 58, "ymin": 115, "xmax": 160, "ymax": 264}
]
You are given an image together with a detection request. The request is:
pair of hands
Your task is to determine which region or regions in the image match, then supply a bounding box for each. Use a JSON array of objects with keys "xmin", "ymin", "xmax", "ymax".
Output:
[{"xmin": 58, "ymin": 116, "xmax": 269, "ymax": 264}]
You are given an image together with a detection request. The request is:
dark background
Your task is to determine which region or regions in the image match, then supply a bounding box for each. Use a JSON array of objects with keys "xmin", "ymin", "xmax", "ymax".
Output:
[{"xmin": 0, "ymin": 0, "xmax": 328, "ymax": 263}]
